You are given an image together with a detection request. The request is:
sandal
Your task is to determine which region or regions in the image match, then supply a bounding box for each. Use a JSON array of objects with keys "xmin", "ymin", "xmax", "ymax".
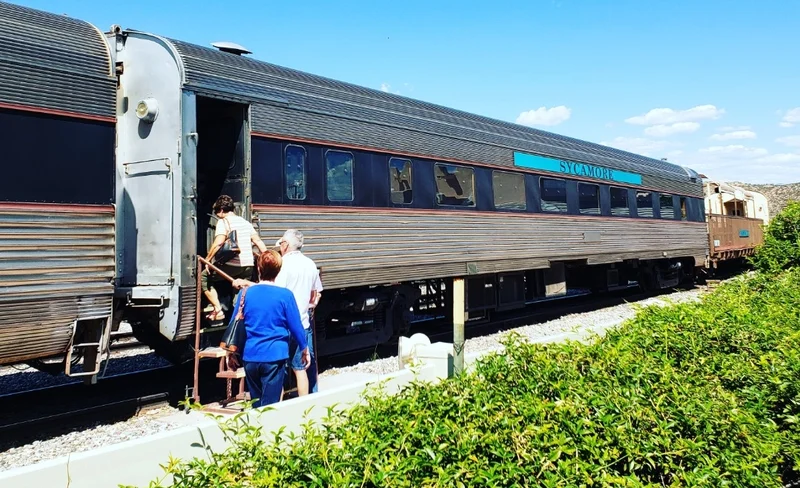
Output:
[{"xmin": 206, "ymin": 310, "xmax": 224, "ymax": 321}]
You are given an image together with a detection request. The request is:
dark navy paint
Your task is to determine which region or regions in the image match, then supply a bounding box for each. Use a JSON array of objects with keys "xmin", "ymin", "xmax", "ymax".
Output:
[
  {"xmin": 0, "ymin": 107, "xmax": 114, "ymax": 204},
  {"xmin": 250, "ymin": 136, "xmax": 706, "ymax": 223}
]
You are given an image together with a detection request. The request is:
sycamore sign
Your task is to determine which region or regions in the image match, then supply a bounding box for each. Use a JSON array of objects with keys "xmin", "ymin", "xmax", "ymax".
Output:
[{"xmin": 513, "ymin": 151, "xmax": 643, "ymax": 185}]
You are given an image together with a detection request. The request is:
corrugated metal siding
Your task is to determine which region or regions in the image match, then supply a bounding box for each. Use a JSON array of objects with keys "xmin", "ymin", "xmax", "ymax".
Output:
[
  {"xmin": 0, "ymin": 295, "xmax": 112, "ymax": 364},
  {"xmin": 169, "ymin": 39, "xmax": 700, "ymax": 195},
  {"xmin": 0, "ymin": 204, "xmax": 115, "ymax": 365},
  {"xmin": 253, "ymin": 206, "xmax": 709, "ymax": 290},
  {"xmin": 174, "ymin": 286, "xmax": 198, "ymax": 340},
  {"xmin": 0, "ymin": 2, "xmax": 115, "ymax": 117}
]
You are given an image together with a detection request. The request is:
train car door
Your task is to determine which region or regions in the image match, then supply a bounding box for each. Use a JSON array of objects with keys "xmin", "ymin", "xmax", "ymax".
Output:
[{"xmin": 194, "ymin": 96, "xmax": 252, "ymax": 313}]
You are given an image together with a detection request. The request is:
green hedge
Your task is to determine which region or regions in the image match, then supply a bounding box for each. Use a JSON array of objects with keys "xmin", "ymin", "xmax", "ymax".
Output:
[
  {"xmin": 751, "ymin": 200, "xmax": 800, "ymax": 273},
  {"xmin": 135, "ymin": 269, "xmax": 800, "ymax": 488}
]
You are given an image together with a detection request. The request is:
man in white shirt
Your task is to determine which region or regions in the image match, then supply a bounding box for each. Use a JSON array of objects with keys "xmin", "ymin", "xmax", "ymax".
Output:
[{"xmin": 274, "ymin": 229, "xmax": 323, "ymax": 395}]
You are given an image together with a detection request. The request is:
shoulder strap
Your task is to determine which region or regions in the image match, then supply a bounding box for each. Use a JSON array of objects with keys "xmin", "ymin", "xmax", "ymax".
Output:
[{"xmin": 235, "ymin": 288, "xmax": 247, "ymax": 320}]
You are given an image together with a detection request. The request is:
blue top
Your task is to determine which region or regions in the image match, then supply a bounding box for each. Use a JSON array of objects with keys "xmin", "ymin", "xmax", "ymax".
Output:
[{"xmin": 229, "ymin": 283, "xmax": 308, "ymax": 363}]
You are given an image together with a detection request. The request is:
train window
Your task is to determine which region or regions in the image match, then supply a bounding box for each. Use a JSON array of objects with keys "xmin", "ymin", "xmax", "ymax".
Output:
[
  {"xmin": 636, "ymin": 191, "xmax": 654, "ymax": 218},
  {"xmin": 325, "ymin": 150, "xmax": 354, "ymax": 202},
  {"xmin": 660, "ymin": 193, "xmax": 675, "ymax": 219},
  {"xmin": 610, "ymin": 186, "xmax": 630, "ymax": 216},
  {"xmin": 578, "ymin": 183, "xmax": 600, "ymax": 215},
  {"xmin": 540, "ymin": 178, "xmax": 567, "ymax": 213},
  {"xmin": 434, "ymin": 163, "xmax": 475, "ymax": 207},
  {"xmin": 389, "ymin": 158, "xmax": 413, "ymax": 204},
  {"xmin": 285, "ymin": 145, "xmax": 307, "ymax": 201},
  {"xmin": 680, "ymin": 197, "xmax": 688, "ymax": 221},
  {"xmin": 492, "ymin": 171, "xmax": 526, "ymax": 210}
]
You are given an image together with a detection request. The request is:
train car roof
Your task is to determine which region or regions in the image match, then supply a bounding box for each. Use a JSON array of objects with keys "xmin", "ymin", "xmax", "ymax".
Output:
[
  {"xmin": 165, "ymin": 37, "xmax": 699, "ymax": 184},
  {"xmin": 0, "ymin": 2, "xmax": 115, "ymax": 118}
]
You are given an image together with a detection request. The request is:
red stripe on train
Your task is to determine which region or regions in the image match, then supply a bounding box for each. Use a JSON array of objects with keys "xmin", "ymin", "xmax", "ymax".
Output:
[
  {"xmin": 252, "ymin": 203, "xmax": 708, "ymax": 226},
  {"xmin": 2, "ymin": 202, "xmax": 115, "ymax": 214},
  {"xmin": 0, "ymin": 101, "xmax": 116, "ymax": 124}
]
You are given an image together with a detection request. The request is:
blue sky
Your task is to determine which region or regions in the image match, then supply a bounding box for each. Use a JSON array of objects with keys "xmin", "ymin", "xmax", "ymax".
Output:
[{"xmin": 18, "ymin": 0, "xmax": 800, "ymax": 184}]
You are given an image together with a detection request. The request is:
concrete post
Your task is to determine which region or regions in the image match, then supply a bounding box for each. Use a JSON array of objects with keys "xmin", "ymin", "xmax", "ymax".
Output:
[{"xmin": 452, "ymin": 277, "xmax": 465, "ymax": 375}]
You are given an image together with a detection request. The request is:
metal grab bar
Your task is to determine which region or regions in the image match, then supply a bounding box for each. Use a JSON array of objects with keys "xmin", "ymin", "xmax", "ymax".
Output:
[{"xmin": 197, "ymin": 256, "xmax": 235, "ymax": 283}]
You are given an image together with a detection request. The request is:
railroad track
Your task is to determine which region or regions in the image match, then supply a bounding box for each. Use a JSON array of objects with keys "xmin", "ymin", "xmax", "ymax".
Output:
[{"xmin": 0, "ymin": 361, "xmax": 227, "ymax": 451}]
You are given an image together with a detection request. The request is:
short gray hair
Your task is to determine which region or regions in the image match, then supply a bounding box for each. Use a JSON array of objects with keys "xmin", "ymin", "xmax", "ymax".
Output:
[{"xmin": 282, "ymin": 229, "xmax": 304, "ymax": 251}]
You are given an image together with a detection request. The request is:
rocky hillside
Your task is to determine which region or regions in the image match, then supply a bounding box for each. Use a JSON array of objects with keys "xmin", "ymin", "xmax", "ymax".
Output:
[{"xmin": 727, "ymin": 181, "xmax": 800, "ymax": 217}]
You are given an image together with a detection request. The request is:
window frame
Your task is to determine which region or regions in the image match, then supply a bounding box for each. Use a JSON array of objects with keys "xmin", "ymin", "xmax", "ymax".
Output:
[
  {"xmin": 388, "ymin": 157, "xmax": 413, "ymax": 205},
  {"xmin": 491, "ymin": 169, "xmax": 527, "ymax": 211},
  {"xmin": 636, "ymin": 190, "xmax": 655, "ymax": 218},
  {"xmin": 659, "ymin": 193, "xmax": 675, "ymax": 220},
  {"xmin": 577, "ymin": 182, "xmax": 601, "ymax": 215},
  {"xmin": 433, "ymin": 162, "xmax": 476, "ymax": 208},
  {"xmin": 284, "ymin": 144, "xmax": 307, "ymax": 201},
  {"xmin": 539, "ymin": 177, "xmax": 568, "ymax": 213},
  {"xmin": 324, "ymin": 149, "xmax": 355, "ymax": 203},
  {"xmin": 609, "ymin": 186, "xmax": 630, "ymax": 217}
]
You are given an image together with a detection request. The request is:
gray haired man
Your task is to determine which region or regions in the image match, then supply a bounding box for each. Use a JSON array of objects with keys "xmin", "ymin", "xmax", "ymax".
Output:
[{"xmin": 274, "ymin": 229, "xmax": 322, "ymax": 395}]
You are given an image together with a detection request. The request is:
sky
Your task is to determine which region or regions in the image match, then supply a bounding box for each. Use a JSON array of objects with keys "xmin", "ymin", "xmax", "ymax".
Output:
[{"xmin": 17, "ymin": 0, "xmax": 800, "ymax": 184}]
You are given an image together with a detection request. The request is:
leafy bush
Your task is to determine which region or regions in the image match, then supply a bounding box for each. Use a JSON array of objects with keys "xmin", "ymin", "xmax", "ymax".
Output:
[
  {"xmin": 751, "ymin": 200, "xmax": 800, "ymax": 273},
  {"xmin": 135, "ymin": 270, "xmax": 800, "ymax": 487}
]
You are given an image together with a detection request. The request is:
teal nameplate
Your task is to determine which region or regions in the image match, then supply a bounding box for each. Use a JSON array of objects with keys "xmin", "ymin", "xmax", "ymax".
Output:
[{"xmin": 513, "ymin": 151, "xmax": 643, "ymax": 185}]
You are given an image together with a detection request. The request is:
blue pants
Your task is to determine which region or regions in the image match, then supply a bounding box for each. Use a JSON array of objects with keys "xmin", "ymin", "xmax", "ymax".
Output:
[
  {"xmin": 289, "ymin": 326, "xmax": 318, "ymax": 393},
  {"xmin": 244, "ymin": 360, "xmax": 286, "ymax": 408}
]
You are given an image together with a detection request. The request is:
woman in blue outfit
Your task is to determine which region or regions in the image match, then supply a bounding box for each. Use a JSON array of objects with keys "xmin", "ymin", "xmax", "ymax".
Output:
[{"xmin": 228, "ymin": 249, "xmax": 310, "ymax": 407}]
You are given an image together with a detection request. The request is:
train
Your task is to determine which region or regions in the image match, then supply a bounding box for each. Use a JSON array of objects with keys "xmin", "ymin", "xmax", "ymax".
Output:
[{"xmin": 0, "ymin": 1, "xmax": 769, "ymax": 382}]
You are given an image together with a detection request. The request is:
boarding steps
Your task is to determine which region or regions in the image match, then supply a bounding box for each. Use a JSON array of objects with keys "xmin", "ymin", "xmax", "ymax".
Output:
[{"xmin": 197, "ymin": 347, "xmax": 248, "ymax": 408}]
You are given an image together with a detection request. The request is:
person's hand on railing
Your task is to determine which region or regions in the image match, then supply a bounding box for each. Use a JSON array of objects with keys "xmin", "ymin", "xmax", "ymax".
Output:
[{"xmin": 232, "ymin": 279, "xmax": 254, "ymax": 290}]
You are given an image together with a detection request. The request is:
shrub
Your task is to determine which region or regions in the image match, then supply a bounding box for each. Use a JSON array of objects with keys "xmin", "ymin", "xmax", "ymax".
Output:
[
  {"xmin": 751, "ymin": 200, "xmax": 800, "ymax": 273},
  {"xmin": 135, "ymin": 270, "xmax": 800, "ymax": 488}
]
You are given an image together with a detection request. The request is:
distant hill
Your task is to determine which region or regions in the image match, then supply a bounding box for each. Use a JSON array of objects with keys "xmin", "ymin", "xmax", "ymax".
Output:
[{"xmin": 726, "ymin": 182, "xmax": 800, "ymax": 217}]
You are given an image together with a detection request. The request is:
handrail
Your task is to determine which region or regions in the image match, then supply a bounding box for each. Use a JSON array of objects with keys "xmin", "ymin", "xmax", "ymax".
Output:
[{"xmin": 197, "ymin": 256, "xmax": 235, "ymax": 283}]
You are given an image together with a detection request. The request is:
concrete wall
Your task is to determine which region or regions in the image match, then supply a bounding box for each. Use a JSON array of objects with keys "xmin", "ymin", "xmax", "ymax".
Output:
[{"xmin": 0, "ymin": 363, "xmax": 443, "ymax": 488}]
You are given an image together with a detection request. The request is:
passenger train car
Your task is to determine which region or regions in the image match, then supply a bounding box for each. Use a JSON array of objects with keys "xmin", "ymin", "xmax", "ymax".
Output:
[{"xmin": 0, "ymin": 2, "xmax": 711, "ymax": 379}]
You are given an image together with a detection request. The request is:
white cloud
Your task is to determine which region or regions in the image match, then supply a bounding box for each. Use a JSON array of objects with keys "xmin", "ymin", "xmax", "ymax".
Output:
[
  {"xmin": 756, "ymin": 153, "xmax": 800, "ymax": 164},
  {"xmin": 380, "ymin": 83, "xmax": 403, "ymax": 94},
  {"xmin": 718, "ymin": 125, "xmax": 751, "ymax": 132},
  {"xmin": 680, "ymin": 144, "xmax": 800, "ymax": 184},
  {"xmin": 699, "ymin": 145, "xmax": 769, "ymax": 159},
  {"xmin": 779, "ymin": 107, "xmax": 800, "ymax": 128},
  {"xmin": 515, "ymin": 106, "xmax": 571, "ymax": 127},
  {"xmin": 644, "ymin": 122, "xmax": 700, "ymax": 137},
  {"xmin": 777, "ymin": 135, "xmax": 800, "ymax": 148},
  {"xmin": 599, "ymin": 137, "xmax": 672, "ymax": 157},
  {"xmin": 625, "ymin": 104, "xmax": 725, "ymax": 126},
  {"xmin": 709, "ymin": 130, "xmax": 757, "ymax": 141}
]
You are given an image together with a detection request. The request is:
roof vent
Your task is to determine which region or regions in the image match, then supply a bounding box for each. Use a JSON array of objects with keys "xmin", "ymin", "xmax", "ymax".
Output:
[{"xmin": 211, "ymin": 41, "xmax": 252, "ymax": 56}]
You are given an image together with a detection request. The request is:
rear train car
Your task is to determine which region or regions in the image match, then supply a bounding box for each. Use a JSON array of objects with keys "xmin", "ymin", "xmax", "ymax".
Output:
[
  {"xmin": 0, "ymin": 2, "xmax": 116, "ymax": 376},
  {"xmin": 703, "ymin": 180, "xmax": 769, "ymax": 269}
]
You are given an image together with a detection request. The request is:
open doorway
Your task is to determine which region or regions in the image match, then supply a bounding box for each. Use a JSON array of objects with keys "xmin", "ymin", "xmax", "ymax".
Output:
[{"xmin": 195, "ymin": 96, "xmax": 251, "ymax": 320}]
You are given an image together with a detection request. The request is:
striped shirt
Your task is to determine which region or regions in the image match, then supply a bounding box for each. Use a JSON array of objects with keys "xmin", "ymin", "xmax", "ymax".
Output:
[{"xmin": 215, "ymin": 214, "xmax": 258, "ymax": 267}]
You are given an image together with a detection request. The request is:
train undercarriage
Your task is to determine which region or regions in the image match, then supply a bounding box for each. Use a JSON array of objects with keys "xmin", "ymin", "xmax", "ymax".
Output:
[{"xmin": 22, "ymin": 257, "xmax": 697, "ymax": 378}]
